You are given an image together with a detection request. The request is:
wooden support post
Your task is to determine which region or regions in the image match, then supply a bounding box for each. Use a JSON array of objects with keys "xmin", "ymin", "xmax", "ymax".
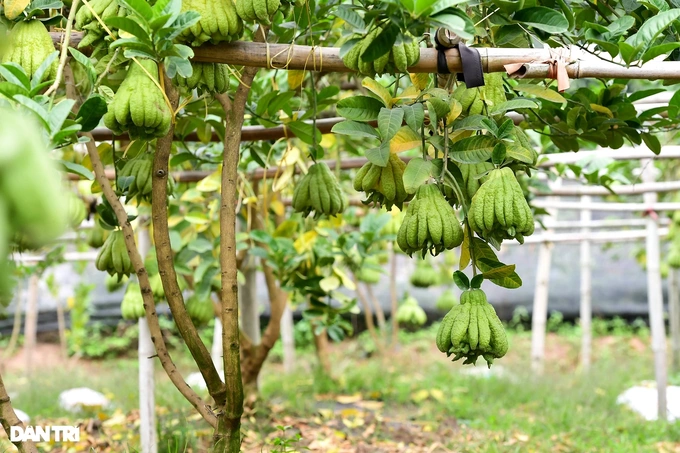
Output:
[
  {"xmin": 240, "ymin": 257, "xmax": 261, "ymax": 346},
  {"xmin": 531, "ymin": 180, "xmax": 559, "ymax": 374},
  {"xmin": 137, "ymin": 226, "xmax": 158, "ymax": 453},
  {"xmin": 669, "ymin": 269, "xmax": 680, "ymax": 373},
  {"xmin": 580, "ymin": 195, "xmax": 592, "ymax": 371},
  {"xmin": 280, "ymin": 306, "xmax": 295, "ymax": 374},
  {"xmin": 642, "ymin": 159, "xmax": 668, "ymax": 421},
  {"xmin": 24, "ymin": 275, "xmax": 39, "ymax": 377}
]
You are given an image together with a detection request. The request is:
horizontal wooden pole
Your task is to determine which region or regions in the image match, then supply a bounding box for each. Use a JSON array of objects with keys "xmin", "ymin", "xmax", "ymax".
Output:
[
  {"xmin": 532, "ymin": 181, "xmax": 680, "ymax": 196},
  {"xmin": 540, "ymin": 218, "xmax": 671, "ymax": 229},
  {"xmin": 532, "ymin": 201, "xmax": 680, "ymax": 212},
  {"xmin": 507, "ymin": 227, "xmax": 669, "ymax": 245},
  {"xmin": 51, "ymin": 32, "xmax": 680, "ymax": 79}
]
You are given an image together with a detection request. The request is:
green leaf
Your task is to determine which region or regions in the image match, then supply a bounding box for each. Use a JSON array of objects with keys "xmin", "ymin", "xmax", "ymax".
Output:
[
  {"xmin": 489, "ymin": 99, "xmax": 539, "ymax": 114},
  {"xmin": 479, "ymin": 260, "xmax": 517, "ymax": 279},
  {"xmin": 641, "ymin": 42, "xmax": 680, "ymax": 63},
  {"xmin": 618, "ymin": 42, "xmax": 640, "ymax": 64},
  {"xmin": 378, "ymin": 107, "xmax": 404, "ymax": 141},
  {"xmin": 118, "ymin": 0, "xmax": 154, "ymax": 24},
  {"xmin": 430, "ymin": 12, "xmax": 475, "ymax": 40},
  {"xmin": 512, "ymin": 7, "xmax": 570, "ymax": 33},
  {"xmin": 361, "ymin": 24, "xmax": 399, "ymax": 62},
  {"xmin": 31, "ymin": 51, "xmax": 58, "ymax": 86},
  {"xmin": 331, "ymin": 120, "xmax": 380, "ymax": 139},
  {"xmin": 13, "ymin": 95, "xmax": 49, "ymax": 129},
  {"xmin": 76, "ymin": 95, "xmax": 107, "ymax": 132},
  {"xmin": 0, "ymin": 81, "xmax": 28, "ymax": 98},
  {"xmin": 470, "ymin": 274, "xmax": 484, "ymax": 289},
  {"xmin": 429, "ymin": 0, "xmax": 470, "ymax": 15},
  {"xmin": 334, "ymin": 5, "xmax": 365, "ymax": 30},
  {"xmin": 403, "ymin": 157, "xmax": 433, "ymax": 194},
  {"xmin": 402, "ymin": 103, "xmax": 425, "ymax": 132},
  {"xmin": 492, "ymin": 143, "xmax": 506, "ymax": 166},
  {"xmin": 105, "ymin": 16, "xmax": 151, "ymax": 42},
  {"xmin": 0, "ymin": 63, "xmax": 30, "ymax": 89},
  {"xmin": 337, "ymin": 95, "xmax": 384, "ymax": 121},
  {"xmin": 58, "ymin": 160, "xmax": 94, "ymax": 180},
  {"xmin": 628, "ymin": 88, "xmax": 666, "ymax": 103},
  {"xmin": 505, "ymin": 144, "xmax": 535, "ymax": 164},
  {"xmin": 365, "ymin": 142, "xmax": 391, "ymax": 167},
  {"xmin": 606, "ymin": 15, "xmax": 636, "ymax": 36},
  {"xmin": 453, "ymin": 271, "xmax": 470, "ymax": 291},
  {"xmin": 68, "ymin": 48, "xmax": 97, "ymax": 89},
  {"xmin": 48, "ymin": 99, "xmax": 76, "ymax": 135},
  {"xmin": 642, "ymin": 133, "xmax": 661, "ymax": 155},
  {"xmin": 629, "ymin": 9, "xmax": 680, "ymax": 49},
  {"xmin": 286, "ymin": 120, "xmax": 322, "ymax": 145},
  {"xmin": 514, "ymin": 84, "xmax": 566, "ymax": 104},
  {"xmin": 451, "ymin": 136, "xmax": 497, "ymax": 163}
]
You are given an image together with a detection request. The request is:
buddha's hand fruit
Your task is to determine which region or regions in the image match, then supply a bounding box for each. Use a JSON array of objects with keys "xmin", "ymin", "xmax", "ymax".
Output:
[
  {"xmin": 397, "ymin": 184, "xmax": 464, "ymax": 257},
  {"xmin": 435, "ymin": 288, "xmax": 508, "ymax": 367},
  {"xmin": 468, "ymin": 166, "xmax": 534, "ymax": 244},
  {"xmin": 118, "ymin": 156, "xmax": 153, "ymax": 202},
  {"xmin": 96, "ymin": 230, "xmax": 134, "ymax": 278},
  {"xmin": 173, "ymin": 63, "xmax": 230, "ymax": 95},
  {"xmin": 235, "ymin": 0, "xmax": 280, "ymax": 25},
  {"xmin": 121, "ymin": 283, "xmax": 146, "ymax": 320},
  {"xmin": 186, "ymin": 295, "xmax": 214, "ymax": 327},
  {"xmin": 292, "ymin": 162, "xmax": 347, "ymax": 218},
  {"xmin": 353, "ymin": 154, "xmax": 409, "ymax": 210},
  {"xmin": 179, "ymin": 0, "xmax": 243, "ymax": 46},
  {"xmin": 103, "ymin": 59, "xmax": 171, "ymax": 140}
]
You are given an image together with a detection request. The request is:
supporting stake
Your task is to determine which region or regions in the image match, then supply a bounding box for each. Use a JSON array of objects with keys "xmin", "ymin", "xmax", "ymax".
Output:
[
  {"xmin": 642, "ymin": 159, "xmax": 668, "ymax": 421},
  {"xmin": 137, "ymin": 225, "xmax": 157, "ymax": 453},
  {"xmin": 530, "ymin": 180, "xmax": 559, "ymax": 374},
  {"xmin": 670, "ymin": 268, "xmax": 680, "ymax": 373},
  {"xmin": 580, "ymin": 195, "xmax": 592, "ymax": 371},
  {"xmin": 280, "ymin": 305, "xmax": 295, "ymax": 374}
]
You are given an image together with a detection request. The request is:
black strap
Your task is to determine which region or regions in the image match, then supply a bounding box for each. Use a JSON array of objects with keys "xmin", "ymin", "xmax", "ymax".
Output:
[{"xmin": 433, "ymin": 32, "xmax": 484, "ymax": 88}]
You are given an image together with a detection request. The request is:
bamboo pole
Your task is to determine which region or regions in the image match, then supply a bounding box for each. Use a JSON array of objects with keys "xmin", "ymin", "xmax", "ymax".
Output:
[
  {"xmin": 669, "ymin": 269, "xmax": 680, "ymax": 373},
  {"xmin": 280, "ymin": 306, "xmax": 295, "ymax": 374},
  {"xmin": 579, "ymin": 195, "xmax": 592, "ymax": 371},
  {"xmin": 50, "ymin": 33, "xmax": 680, "ymax": 79},
  {"xmin": 641, "ymin": 159, "xmax": 668, "ymax": 421},
  {"xmin": 137, "ymin": 225, "xmax": 158, "ymax": 453}
]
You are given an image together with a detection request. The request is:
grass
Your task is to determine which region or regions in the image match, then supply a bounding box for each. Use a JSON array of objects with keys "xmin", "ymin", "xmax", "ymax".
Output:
[{"xmin": 2, "ymin": 317, "xmax": 679, "ymax": 452}]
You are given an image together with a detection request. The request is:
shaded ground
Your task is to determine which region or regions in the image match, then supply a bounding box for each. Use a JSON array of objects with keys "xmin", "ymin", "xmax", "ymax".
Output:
[{"xmin": 1, "ymin": 325, "xmax": 680, "ymax": 452}]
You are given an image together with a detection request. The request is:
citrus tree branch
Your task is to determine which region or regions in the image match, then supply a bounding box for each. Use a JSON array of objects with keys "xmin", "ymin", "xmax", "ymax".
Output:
[
  {"xmin": 44, "ymin": 0, "xmax": 80, "ymax": 97},
  {"xmin": 82, "ymin": 132, "xmax": 217, "ymax": 428},
  {"xmin": 152, "ymin": 72, "xmax": 227, "ymax": 404}
]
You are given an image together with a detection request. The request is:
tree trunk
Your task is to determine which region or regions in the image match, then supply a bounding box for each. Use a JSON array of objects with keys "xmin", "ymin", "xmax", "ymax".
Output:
[
  {"xmin": 3, "ymin": 281, "xmax": 24, "ymax": 365},
  {"xmin": 365, "ymin": 283, "xmax": 386, "ymax": 330},
  {"xmin": 350, "ymin": 273, "xmax": 383, "ymax": 353},
  {"xmin": 313, "ymin": 325, "xmax": 332, "ymax": 377},
  {"xmin": 0, "ymin": 372, "xmax": 36, "ymax": 453}
]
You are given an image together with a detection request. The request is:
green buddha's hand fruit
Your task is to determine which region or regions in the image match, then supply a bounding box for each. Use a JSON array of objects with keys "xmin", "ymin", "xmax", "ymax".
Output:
[
  {"xmin": 435, "ymin": 288, "xmax": 508, "ymax": 367},
  {"xmin": 397, "ymin": 184, "xmax": 463, "ymax": 257},
  {"xmin": 353, "ymin": 154, "xmax": 410, "ymax": 210},
  {"xmin": 292, "ymin": 162, "xmax": 347, "ymax": 218},
  {"xmin": 2, "ymin": 20, "xmax": 57, "ymax": 80},
  {"xmin": 468, "ymin": 167, "xmax": 534, "ymax": 244},
  {"xmin": 103, "ymin": 59, "xmax": 172, "ymax": 140},
  {"xmin": 179, "ymin": 0, "xmax": 243, "ymax": 46},
  {"xmin": 96, "ymin": 230, "xmax": 134, "ymax": 278}
]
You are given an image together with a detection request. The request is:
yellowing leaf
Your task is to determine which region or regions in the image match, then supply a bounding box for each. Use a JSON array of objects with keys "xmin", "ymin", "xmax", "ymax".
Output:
[
  {"xmin": 447, "ymin": 98, "xmax": 463, "ymax": 123},
  {"xmin": 273, "ymin": 219, "xmax": 298, "ymax": 238},
  {"xmin": 411, "ymin": 389, "xmax": 430, "ymax": 403},
  {"xmin": 362, "ymin": 77, "xmax": 393, "ymax": 107},
  {"xmin": 396, "ymin": 85, "xmax": 421, "ymax": 101},
  {"xmin": 185, "ymin": 211, "xmax": 209, "ymax": 225},
  {"xmin": 180, "ymin": 188, "xmax": 204, "ymax": 203},
  {"xmin": 196, "ymin": 170, "xmax": 220, "ymax": 192},
  {"xmin": 430, "ymin": 389, "xmax": 445, "ymax": 402},
  {"xmin": 514, "ymin": 83, "xmax": 567, "ymax": 104},
  {"xmin": 409, "ymin": 73, "xmax": 430, "ymax": 91},
  {"xmin": 590, "ymin": 103, "xmax": 614, "ymax": 117},
  {"xmin": 319, "ymin": 276, "xmax": 340, "ymax": 292},
  {"xmin": 288, "ymin": 70, "xmax": 306, "ymax": 90},
  {"xmin": 390, "ymin": 126, "xmax": 421, "ymax": 153},
  {"xmin": 320, "ymin": 133, "xmax": 336, "ymax": 148},
  {"xmin": 294, "ymin": 230, "xmax": 318, "ymax": 253},
  {"xmin": 279, "ymin": 146, "xmax": 301, "ymax": 166},
  {"xmin": 4, "ymin": 0, "xmax": 30, "ymax": 20},
  {"xmin": 270, "ymin": 199, "xmax": 285, "ymax": 216},
  {"xmin": 167, "ymin": 216, "xmax": 185, "ymax": 227},
  {"xmin": 272, "ymin": 165, "xmax": 294, "ymax": 192},
  {"xmin": 336, "ymin": 394, "xmax": 363, "ymax": 404},
  {"xmin": 333, "ymin": 267, "xmax": 356, "ymax": 290}
]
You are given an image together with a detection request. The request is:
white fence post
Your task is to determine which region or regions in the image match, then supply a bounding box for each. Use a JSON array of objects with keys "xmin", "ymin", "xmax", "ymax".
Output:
[
  {"xmin": 280, "ymin": 305, "xmax": 295, "ymax": 374},
  {"xmin": 137, "ymin": 226, "xmax": 158, "ymax": 453},
  {"xmin": 580, "ymin": 195, "xmax": 592, "ymax": 371},
  {"xmin": 642, "ymin": 159, "xmax": 668, "ymax": 420},
  {"xmin": 669, "ymin": 269, "xmax": 680, "ymax": 372}
]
